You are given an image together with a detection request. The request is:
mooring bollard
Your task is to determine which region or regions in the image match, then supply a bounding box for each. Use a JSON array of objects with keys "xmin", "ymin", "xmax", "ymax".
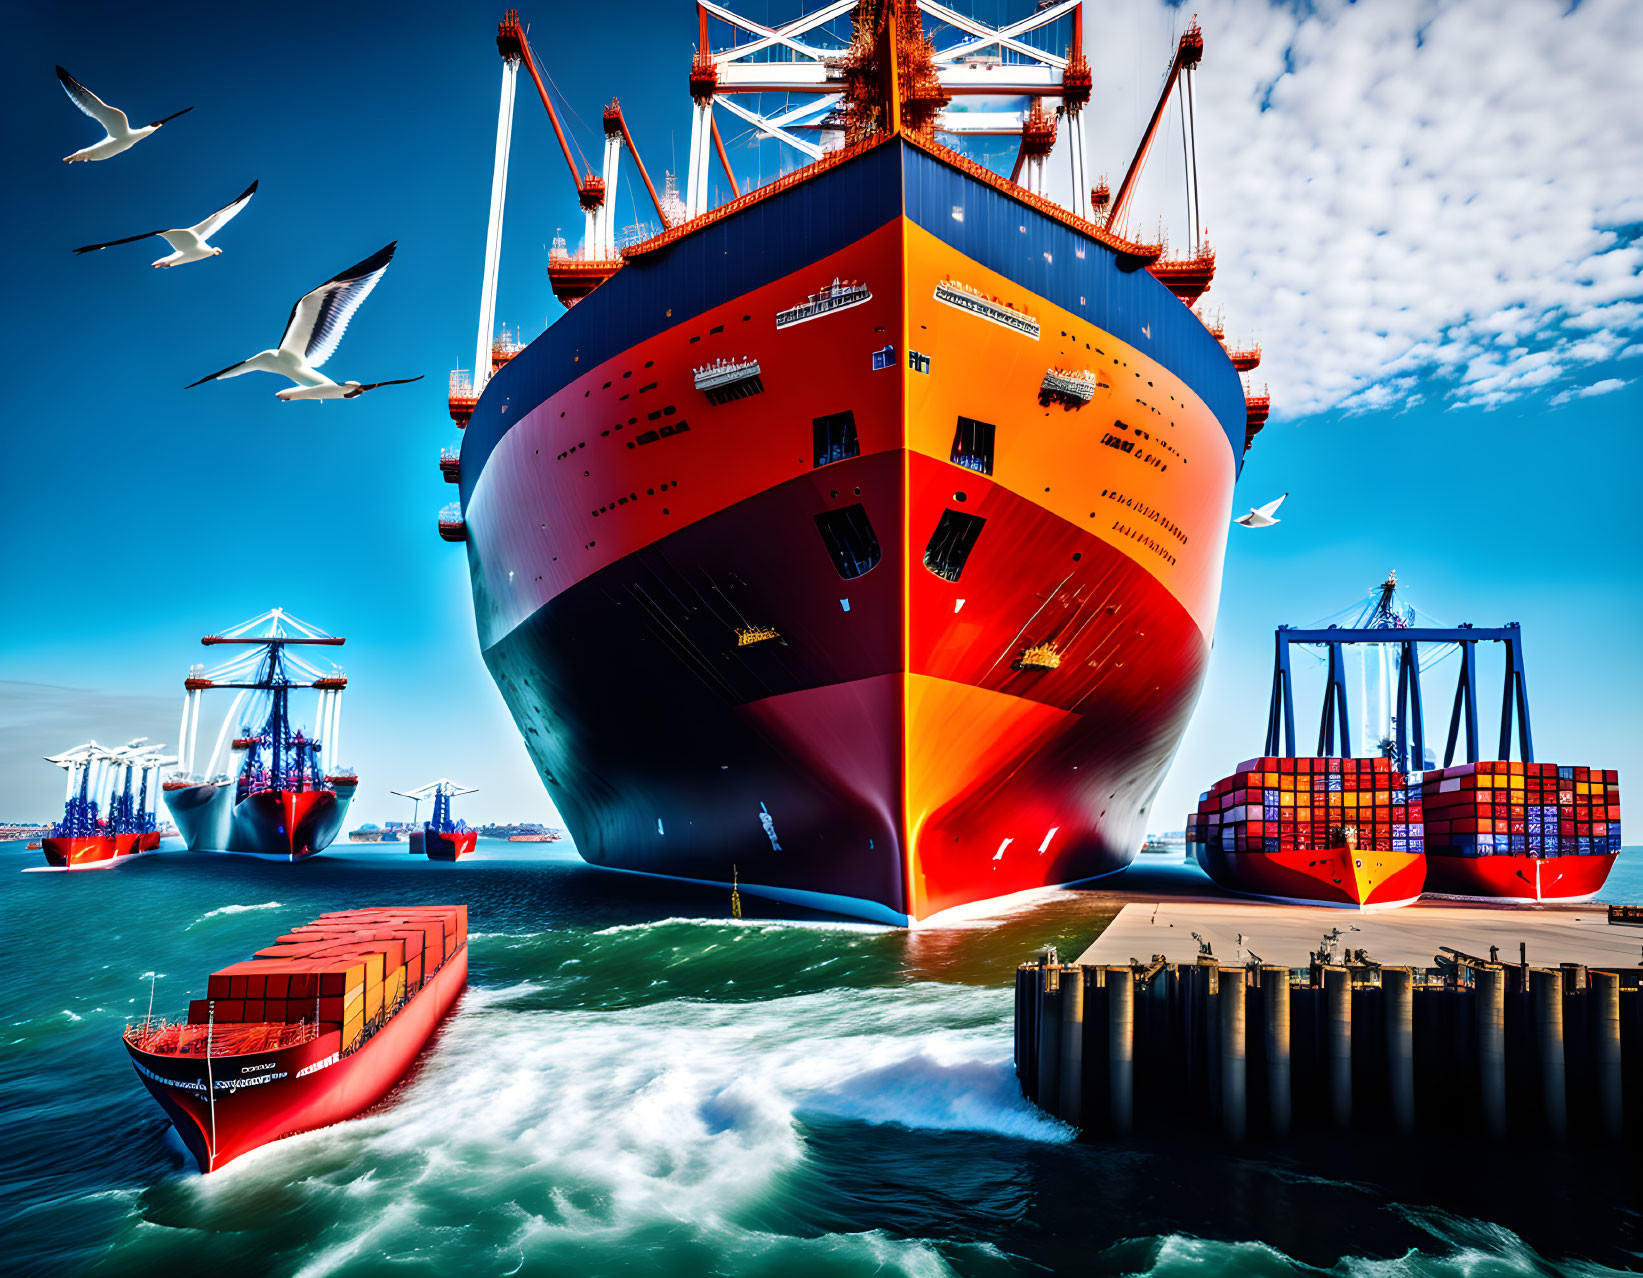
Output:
[
  {"xmin": 1324, "ymin": 966, "xmax": 1352, "ymax": 1127},
  {"xmin": 1475, "ymin": 965, "xmax": 1507, "ymax": 1139},
  {"xmin": 1261, "ymin": 965, "xmax": 1291, "ymax": 1137},
  {"xmin": 1532, "ymin": 967, "xmax": 1567, "ymax": 1140},
  {"xmin": 1036, "ymin": 965, "xmax": 1063, "ymax": 1119},
  {"xmin": 1058, "ymin": 964, "xmax": 1085, "ymax": 1126},
  {"xmin": 1593, "ymin": 969, "xmax": 1623, "ymax": 1142},
  {"xmin": 1108, "ymin": 965, "xmax": 1135, "ymax": 1137},
  {"xmin": 1383, "ymin": 967, "xmax": 1414, "ymax": 1134},
  {"xmin": 1220, "ymin": 965, "xmax": 1247, "ymax": 1141}
]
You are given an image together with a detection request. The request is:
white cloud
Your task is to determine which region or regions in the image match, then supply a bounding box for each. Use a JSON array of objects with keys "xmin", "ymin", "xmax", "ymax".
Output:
[
  {"xmin": 1549, "ymin": 377, "xmax": 1630, "ymax": 406},
  {"xmin": 1071, "ymin": 0, "xmax": 1643, "ymax": 419}
]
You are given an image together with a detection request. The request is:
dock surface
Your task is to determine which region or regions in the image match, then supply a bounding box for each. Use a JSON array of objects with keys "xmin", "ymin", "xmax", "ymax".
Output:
[{"xmin": 1077, "ymin": 900, "xmax": 1641, "ymax": 969}]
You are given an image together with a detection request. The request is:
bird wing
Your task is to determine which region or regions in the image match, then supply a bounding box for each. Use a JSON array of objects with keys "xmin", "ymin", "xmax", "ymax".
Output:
[
  {"xmin": 185, "ymin": 358, "xmax": 254, "ymax": 388},
  {"xmin": 57, "ymin": 66, "xmax": 129, "ymax": 134},
  {"xmin": 192, "ymin": 180, "xmax": 257, "ymax": 239},
  {"xmin": 1256, "ymin": 492, "xmax": 1288, "ymax": 518},
  {"xmin": 277, "ymin": 242, "xmax": 396, "ymax": 369},
  {"xmin": 72, "ymin": 229, "xmax": 161, "ymax": 254},
  {"xmin": 343, "ymin": 375, "xmax": 425, "ymax": 398},
  {"xmin": 185, "ymin": 352, "xmax": 291, "ymax": 388}
]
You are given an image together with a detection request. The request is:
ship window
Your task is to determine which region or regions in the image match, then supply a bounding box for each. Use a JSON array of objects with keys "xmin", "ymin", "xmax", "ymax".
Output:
[
  {"xmin": 950, "ymin": 417, "xmax": 996, "ymax": 475},
  {"xmin": 909, "ymin": 350, "xmax": 931, "ymax": 374},
  {"xmin": 813, "ymin": 411, "xmax": 859, "ymax": 468},
  {"xmin": 923, "ymin": 510, "xmax": 985, "ymax": 581},
  {"xmin": 814, "ymin": 505, "xmax": 881, "ymax": 579},
  {"xmin": 710, "ymin": 324, "xmax": 724, "ymax": 335},
  {"xmin": 871, "ymin": 345, "xmax": 895, "ymax": 371}
]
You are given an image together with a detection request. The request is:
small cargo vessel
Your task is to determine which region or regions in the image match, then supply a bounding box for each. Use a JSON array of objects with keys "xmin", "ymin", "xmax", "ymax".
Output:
[
  {"xmin": 1421, "ymin": 760, "xmax": 1621, "ymax": 902},
  {"xmin": 395, "ymin": 779, "xmax": 479, "ymax": 861},
  {"xmin": 164, "ymin": 609, "xmax": 358, "ymax": 860},
  {"xmin": 37, "ymin": 740, "xmax": 173, "ymax": 871},
  {"xmin": 1187, "ymin": 756, "xmax": 1426, "ymax": 908},
  {"xmin": 123, "ymin": 904, "xmax": 467, "ymax": 1172}
]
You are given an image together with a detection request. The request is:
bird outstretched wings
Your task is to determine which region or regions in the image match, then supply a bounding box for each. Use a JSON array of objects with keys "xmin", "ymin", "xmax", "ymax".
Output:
[
  {"xmin": 56, "ymin": 66, "xmax": 128, "ymax": 134},
  {"xmin": 278, "ymin": 242, "xmax": 397, "ymax": 369}
]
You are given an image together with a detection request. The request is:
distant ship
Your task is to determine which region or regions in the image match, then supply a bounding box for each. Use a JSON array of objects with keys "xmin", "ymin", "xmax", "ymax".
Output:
[
  {"xmin": 396, "ymin": 780, "xmax": 480, "ymax": 860},
  {"xmin": 347, "ymin": 822, "xmax": 414, "ymax": 844},
  {"xmin": 477, "ymin": 822, "xmax": 564, "ymax": 841},
  {"xmin": 36, "ymin": 740, "xmax": 172, "ymax": 871},
  {"xmin": 164, "ymin": 610, "xmax": 357, "ymax": 861}
]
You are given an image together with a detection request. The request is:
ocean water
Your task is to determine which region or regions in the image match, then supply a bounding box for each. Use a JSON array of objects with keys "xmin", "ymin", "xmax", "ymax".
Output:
[{"xmin": 1, "ymin": 839, "xmax": 1639, "ymax": 1276}]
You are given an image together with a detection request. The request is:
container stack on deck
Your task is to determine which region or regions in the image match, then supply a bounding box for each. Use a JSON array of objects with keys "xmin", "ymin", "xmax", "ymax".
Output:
[
  {"xmin": 1422, "ymin": 762, "xmax": 1622, "ymax": 901},
  {"xmin": 186, "ymin": 906, "xmax": 467, "ymax": 1055},
  {"xmin": 1186, "ymin": 757, "xmax": 1427, "ymax": 907}
]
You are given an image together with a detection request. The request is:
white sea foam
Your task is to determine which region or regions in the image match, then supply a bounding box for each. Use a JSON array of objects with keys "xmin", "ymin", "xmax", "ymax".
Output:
[
  {"xmin": 192, "ymin": 979, "xmax": 1059, "ymax": 1272},
  {"xmin": 191, "ymin": 901, "xmax": 284, "ymax": 925},
  {"xmin": 591, "ymin": 915, "xmax": 892, "ymax": 936}
]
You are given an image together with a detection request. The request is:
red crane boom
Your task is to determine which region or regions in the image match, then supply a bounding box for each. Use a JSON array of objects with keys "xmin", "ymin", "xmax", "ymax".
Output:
[{"xmin": 1107, "ymin": 21, "xmax": 1202, "ymax": 234}]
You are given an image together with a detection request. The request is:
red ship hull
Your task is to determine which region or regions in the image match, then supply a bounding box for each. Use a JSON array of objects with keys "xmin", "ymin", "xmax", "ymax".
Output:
[
  {"xmin": 138, "ymin": 831, "xmax": 162, "ymax": 852},
  {"xmin": 230, "ymin": 789, "xmax": 346, "ymax": 861},
  {"xmin": 411, "ymin": 830, "xmax": 479, "ymax": 861},
  {"xmin": 41, "ymin": 834, "xmax": 140, "ymax": 869},
  {"xmin": 125, "ymin": 946, "xmax": 467, "ymax": 1172},
  {"xmin": 1424, "ymin": 853, "xmax": 1618, "ymax": 903},
  {"xmin": 459, "ymin": 138, "xmax": 1247, "ymax": 923},
  {"xmin": 1194, "ymin": 843, "xmax": 1427, "ymax": 909}
]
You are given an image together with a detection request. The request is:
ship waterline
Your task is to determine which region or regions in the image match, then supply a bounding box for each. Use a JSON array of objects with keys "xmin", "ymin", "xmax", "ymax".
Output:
[{"xmin": 459, "ymin": 137, "xmax": 1244, "ymax": 923}]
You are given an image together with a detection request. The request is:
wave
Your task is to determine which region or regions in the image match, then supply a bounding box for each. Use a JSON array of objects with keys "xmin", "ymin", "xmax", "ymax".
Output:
[
  {"xmin": 191, "ymin": 901, "xmax": 284, "ymax": 925},
  {"xmin": 102, "ymin": 981, "xmax": 1058, "ymax": 1273}
]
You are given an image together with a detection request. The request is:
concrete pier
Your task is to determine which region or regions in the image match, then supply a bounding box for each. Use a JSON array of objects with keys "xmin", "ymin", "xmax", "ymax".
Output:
[{"xmin": 1015, "ymin": 900, "xmax": 1643, "ymax": 1145}]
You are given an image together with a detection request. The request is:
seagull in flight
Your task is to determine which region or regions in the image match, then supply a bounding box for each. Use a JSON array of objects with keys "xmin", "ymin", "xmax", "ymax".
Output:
[
  {"xmin": 57, "ymin": 66, "xmax": 191, "ymax": 163},
  {"xmin": 73, "ymin": 181, "xmax": 257, "ymax": 268},
  {"xmin": 185, "ymin": 242, "xmax": 422, "ymax": 400},
  {"xmin": 1234, "ymin": 493, "xmax": 1287, "ymax": 527}
]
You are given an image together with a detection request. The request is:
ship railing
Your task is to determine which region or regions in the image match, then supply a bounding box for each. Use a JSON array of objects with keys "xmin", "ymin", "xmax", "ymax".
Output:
[{"xmin": 124, "ymin": 1017, "xmax": 324, "ymax": 1057}]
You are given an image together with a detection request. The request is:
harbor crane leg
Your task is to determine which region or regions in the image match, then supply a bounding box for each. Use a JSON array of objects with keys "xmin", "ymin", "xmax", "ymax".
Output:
[{"xmin": 476, "ymin": 34, "xmax": 521, "ymax": 395}]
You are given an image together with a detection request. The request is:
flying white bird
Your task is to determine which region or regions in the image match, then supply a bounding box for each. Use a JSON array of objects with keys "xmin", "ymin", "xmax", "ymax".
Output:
[
  {"xmin": 1234, "ymin": 493, "xmax": 1287, "ymax": 528},
  {"xmin": 185, "ymin": 242, "xmax": 422, "ymax": 400},
  {"xmin": 72, "ymin": 181, "xmax": 258, "ymax": 268},
  {"xmin": 57, "ymin": 66, "xmax": 191, "ymax": 163}
]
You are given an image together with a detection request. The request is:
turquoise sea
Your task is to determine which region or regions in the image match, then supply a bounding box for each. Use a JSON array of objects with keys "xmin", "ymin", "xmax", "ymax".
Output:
[{"xmin": 1, "ymin": 839, "xmax": 1638, "ymax": 1276}]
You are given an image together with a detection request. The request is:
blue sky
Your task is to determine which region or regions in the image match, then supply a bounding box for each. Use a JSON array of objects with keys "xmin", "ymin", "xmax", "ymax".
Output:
[{"xmin": 2, "ymin": 0, "xmax": 1639, "ymax": 829}]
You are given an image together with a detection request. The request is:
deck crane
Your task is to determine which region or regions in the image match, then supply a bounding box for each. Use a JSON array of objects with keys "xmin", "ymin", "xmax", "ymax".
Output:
[{"xmin": 452, "ymin": 9, "xmax": 683, "ymax": 434}]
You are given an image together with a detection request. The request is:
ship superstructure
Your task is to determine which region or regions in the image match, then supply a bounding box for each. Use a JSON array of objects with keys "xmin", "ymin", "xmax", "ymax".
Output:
[
  {"xmin": 440, "ymin": 2, "xmax": 1264, "ymax": 924},
  {"xmin": 163, "ymin": 609, "xmax": 357, "ymax": 860}
]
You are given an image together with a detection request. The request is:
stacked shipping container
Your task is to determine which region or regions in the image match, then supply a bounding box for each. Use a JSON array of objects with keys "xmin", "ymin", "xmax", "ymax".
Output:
[
  {"xmin": 1185, "ymin": 757, "xmax": 1428, "ymax": 908},
  {"xmin": 1421, "ymin": 762, "xmax": 1622, "ymax": 901},
  {"xmin": 186, "ymin": 906, "xmax": 468, "ymax": 1055}
]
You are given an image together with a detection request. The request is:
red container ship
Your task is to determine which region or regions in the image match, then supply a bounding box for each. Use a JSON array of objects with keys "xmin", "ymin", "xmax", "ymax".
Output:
[
  {"xmin": 163, "ymin": 609, "xmax": 358, "ymax": 860},
  {"xmin": 1186, "ymin": 757, "xmax": 1427, "ymax": 909},
  {"xmin": 444, "ymin": 3, "xmax": 1259, "ymax": 924},
  {"xmin": 396, "ymin": 780, "xmax": 481, "ymax": 860},
  {"xmin": 36, "ymin": 740, "xmax": 173, "ymax": 872},
  {"xmin": 123, "ymin": 905, "xmax": 467, "ymax": 1172},
  {"xmin": 1421, "ymin": 761, "xmax": 1621, "ymax": 902}
]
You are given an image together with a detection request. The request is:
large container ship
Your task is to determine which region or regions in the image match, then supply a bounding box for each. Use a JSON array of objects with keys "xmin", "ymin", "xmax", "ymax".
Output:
[
  {"xmin": 1422, "ymin": 761, "xmax": 1621, "ymax": 902},
  {"xmin": 123, "ymin": 905, "xmax": 467, "ymax": 1171},
  {"xmin": 445, "ymin": 3, "xmax": 1261, "ymax": 924},
  {"xmin": 1186, "ymin": 756, "xmax": 1427, "ymax": 909},
  {"xmin": 163, "ymin": 610, "xmax": 358, "ymax": 860}
]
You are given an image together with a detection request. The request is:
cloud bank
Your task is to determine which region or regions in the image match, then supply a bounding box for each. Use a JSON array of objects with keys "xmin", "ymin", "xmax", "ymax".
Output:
[{"xmin": 1078, "ymin": 0, "xmax": 1643, "ymax": 418}]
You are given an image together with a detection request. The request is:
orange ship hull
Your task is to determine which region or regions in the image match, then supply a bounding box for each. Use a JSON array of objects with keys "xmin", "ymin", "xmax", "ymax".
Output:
[{"xmin": 1194, "ymin": 843, "xmax": 1427, "ymax": 909}]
